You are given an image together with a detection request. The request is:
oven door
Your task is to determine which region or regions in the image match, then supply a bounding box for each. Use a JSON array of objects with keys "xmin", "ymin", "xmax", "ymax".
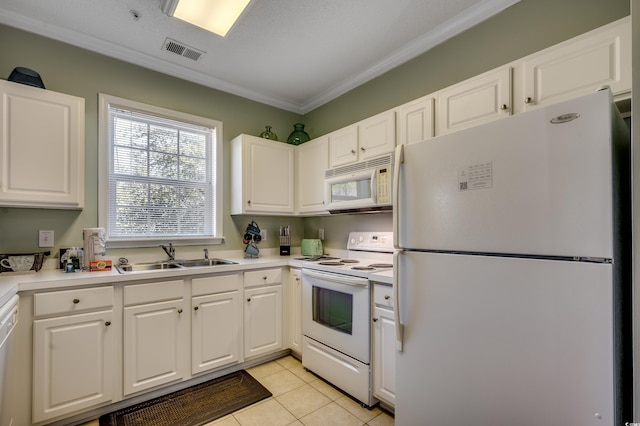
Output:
[{"xmin": 302, "ymin": 268, "xmax": 371, "ymax": 363}]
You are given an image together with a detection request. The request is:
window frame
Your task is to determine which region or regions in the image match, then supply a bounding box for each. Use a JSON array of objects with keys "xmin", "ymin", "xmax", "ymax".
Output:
[{"xmin": 98, "ymin": 93, "xmax": 223, "ymax": 248}]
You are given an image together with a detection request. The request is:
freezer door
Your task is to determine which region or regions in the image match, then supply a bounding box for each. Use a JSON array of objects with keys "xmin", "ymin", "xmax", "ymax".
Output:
[
  {"xmin": 395, "ymin": 251, "xmax": 615, "ymax": 426},
  {"xmin": 396, "ymin": 90, "xmax": 616, "ymax": 258}
]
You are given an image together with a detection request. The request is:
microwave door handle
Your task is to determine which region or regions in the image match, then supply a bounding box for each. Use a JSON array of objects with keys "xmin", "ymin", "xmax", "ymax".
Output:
[
  {"xmin": 370, "ymin": 168, "xmax": 376, "ymax": 201},
  {"xmin": 393, "ymin": 144, "xmax": 404, "ymax": 249}
]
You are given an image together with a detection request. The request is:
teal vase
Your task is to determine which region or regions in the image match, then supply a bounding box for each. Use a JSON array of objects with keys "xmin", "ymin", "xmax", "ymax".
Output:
[
  {"xmin": 287, "ymin": 123, "xmax": 310, "ymax": 145},
  {"xmin": 259, "ymin": 125, "xmax": 278, "ymax": 141}
]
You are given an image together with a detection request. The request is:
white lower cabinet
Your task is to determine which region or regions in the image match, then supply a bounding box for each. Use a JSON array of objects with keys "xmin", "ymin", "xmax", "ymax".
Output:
[
  {"xmin": 288, "ymin": 268, "xmax": 302, "ymax": 355},
  {"xmin": 244, "ymin": 269, "xmax": 283, "ymax": 359},
  {"xmin": 32, "ymin": 286, "xmax": 114, "ymax": 423},
  {"xmin": 191, "ymin": 274, "xmax": 242, "ymax": 375},
  {"xmin": 372, "ymin": 284, "xmax": 396, "ymax": 407},
  {"xmin": 123, "ymin": 280, "xmax": 187, "ymax": 396}
]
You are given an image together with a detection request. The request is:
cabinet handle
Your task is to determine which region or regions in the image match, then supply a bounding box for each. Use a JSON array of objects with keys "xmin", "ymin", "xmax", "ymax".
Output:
[
  {"xmin": 500, "ymin": 104, "xmax": 508, "ymax": 110},
  {"xmin": 350, "ymin": 149, "xmax": 356, "ymax": 154},
  {"xmin": 360, "ymin": 147, "xmax": 365, "ymax": 152},
  {"xmin": 73, "ymin": 298, "xmax": 80, "ymax": 304},
  {"xmin": 525, "ymin": 97, "xmax": 533, "ymax": 104},
  {"xmin": 177, "ymin": 308, "xmax": 183, "ymax": 314},
  {"xmin": 247, "ymin": 200, "xmax": 251, "ymax": 204},
  {"xmin": 372, "ymin": 318, "xmax": 378, "ymax": 322},
  {"xmin": 105, "ymin": 321, "xmax": 111, "ymax": 327},
  {"xmin": 263, "ymin": 276, "xmax": 267, "ymax": 280},
  {"xmin": 295, "ymin": 277, "xmax": 300, "ymax": 282},
  {"xmin": 247, "ymin": 298, "xmax": 251, "ymax": 302},
  {"xmin": 194, "ymin": 306, "xmax": 199, "ymax": 311},
  {"xmin": 384, "ymin": 295, "xmax": 390, "ymax": 300}
]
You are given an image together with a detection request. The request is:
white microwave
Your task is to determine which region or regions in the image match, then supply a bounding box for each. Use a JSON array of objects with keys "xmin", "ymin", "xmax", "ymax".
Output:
[{"xmin": 325, "ymin": 154, "xmax": 393, "ymax": 213}]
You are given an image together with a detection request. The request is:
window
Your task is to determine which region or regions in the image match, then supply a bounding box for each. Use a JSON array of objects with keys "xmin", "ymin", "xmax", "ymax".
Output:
[{"xmin": 98, "ymin": 94, "xmax": 223, "ymax": 246}]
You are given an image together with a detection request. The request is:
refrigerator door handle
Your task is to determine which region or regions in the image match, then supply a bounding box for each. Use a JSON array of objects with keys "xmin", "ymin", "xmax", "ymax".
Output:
[
  {"xmin": 393, "ymin": 250, "xmax": 404, "ymax": 352},
  {"xmin": 393, "ymin": 144, "xmax": 404, "ymax": 249}
]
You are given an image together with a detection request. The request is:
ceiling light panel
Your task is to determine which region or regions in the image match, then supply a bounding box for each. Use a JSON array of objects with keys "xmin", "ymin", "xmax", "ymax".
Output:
[{"xmin": 171, "ymin": 0, "xmax": 251, "ymax": 37}]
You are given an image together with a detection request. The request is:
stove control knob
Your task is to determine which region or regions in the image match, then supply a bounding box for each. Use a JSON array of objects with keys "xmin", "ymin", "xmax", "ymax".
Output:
[
  {"xmin": 358, "ymin": 235, "xmax": 364, "ymax": 242},
  {"xmin": 350, "ymin": 238, "xmax": 356, "ymax": 245}
]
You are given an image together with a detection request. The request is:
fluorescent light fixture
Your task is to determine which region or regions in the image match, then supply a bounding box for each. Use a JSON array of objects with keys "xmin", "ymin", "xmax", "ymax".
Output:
[{"xmin": 161, "ymin": 0, "xmax": 250, "ymax": 37}]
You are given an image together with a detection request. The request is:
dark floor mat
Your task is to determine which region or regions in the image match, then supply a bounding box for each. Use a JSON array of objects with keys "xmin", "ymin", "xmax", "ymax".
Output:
[{"xmin": 99, "ymin": 370, "xmax": 271, "ymax": 426}]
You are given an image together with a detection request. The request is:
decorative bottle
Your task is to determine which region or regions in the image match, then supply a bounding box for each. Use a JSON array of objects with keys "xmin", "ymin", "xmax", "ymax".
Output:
[
  {"xmin": 259, "ymin": 125, "xmax": 278, "ymax": 141},
  {"xmin": 287, "ymin": 123, "xmax": 311, "ymax": 145}
]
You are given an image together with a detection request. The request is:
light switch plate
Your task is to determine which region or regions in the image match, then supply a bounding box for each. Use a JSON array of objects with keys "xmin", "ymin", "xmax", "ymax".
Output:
[
  {"xmin": 39, "ymin": 230, "xmax": 54, "ymax": 247},
  {"xmin": 260, "ymin": 229, "xmax": 267, "ymax": 241}
]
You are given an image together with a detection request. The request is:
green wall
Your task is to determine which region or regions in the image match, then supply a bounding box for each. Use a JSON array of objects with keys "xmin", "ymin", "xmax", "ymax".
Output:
[
  {"xmin": 0, "ymin": 0, "xmax": 630, "ymax": 259},
  {"xmin": 0, "ymin": 25, "xmax": 304, "ymax": 257}
]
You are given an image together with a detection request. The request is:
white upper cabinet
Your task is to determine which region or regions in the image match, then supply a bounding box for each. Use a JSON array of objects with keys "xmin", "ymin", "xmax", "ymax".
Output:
[
  {"xmin": 437, "ymin": 67, "xmax": 512, "ymax": 135},
  {"xmin": 231, "ymin": 134, "xmax": 295, "ymax": 215},
  {"xmin": 296, "ymin": 136, "xmax": 329, "ymax": 214},
  {"xmin": 520, "ymin": 16, "xmax": 631, "ymax": 112},
  {"xmin": 396, "ymin": 96, "xmax": 435, "ymax": 145},
  {"xmin": 0, "ymin": 80, "xmax": 84, "ymax": 208},
  {"xmin": 329, "ymin": 110, "xmax": 395, "ymax": 168},
  {"xmin": 358, "ymin": 111, "xmax": 396, "ymax": 160}
]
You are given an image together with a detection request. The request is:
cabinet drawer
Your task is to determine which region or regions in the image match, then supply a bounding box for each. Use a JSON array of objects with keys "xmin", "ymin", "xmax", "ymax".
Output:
[
  {"xmin": 34, "ymin": 286, "xmax": 113, "ymax": 317},
  {"xmin": 244, "ymin": 268, "xmax": 282, "ymax": 287},
  {"xmin": 124, "ymin": 280, "xmax": 183, "ymax": 305},
  {"xmin": 373, "ymin": 283, "xmax": 394, "ymax": 309},
  {"xmin": 192, "ymin": 274, "xmax": 240, "ymax": 296}
]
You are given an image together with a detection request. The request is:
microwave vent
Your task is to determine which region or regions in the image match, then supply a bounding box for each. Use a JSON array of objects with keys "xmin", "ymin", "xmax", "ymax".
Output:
[{"xmin": 325, "ymin": 153, "xmax": 393, "ymax": 178}]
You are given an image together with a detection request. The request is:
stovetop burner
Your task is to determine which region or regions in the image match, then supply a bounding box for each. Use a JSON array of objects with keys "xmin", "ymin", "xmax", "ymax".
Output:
[
  {"xmin": 369, "ymin": 263, "xmax": 393, "ymax": 268},
  {"xmin": 351, "ymin": 266, "xmax": 375, "ymax": 271},
  {"xmin": 294, "ymin": 256, "xmax": 340, "ymax": 261},
  {"xmin": 340, "ymin": 259, "xmax": 359, "ymax": 264},
  {"xmin": 319, "ymin": 261, "xmax": 345, "ymax": 266}
]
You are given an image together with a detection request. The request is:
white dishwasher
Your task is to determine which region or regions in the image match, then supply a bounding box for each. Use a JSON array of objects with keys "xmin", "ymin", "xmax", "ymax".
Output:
[{"xmin": 0, "ymin": 295, "xmax": 19, "ymax": 426}]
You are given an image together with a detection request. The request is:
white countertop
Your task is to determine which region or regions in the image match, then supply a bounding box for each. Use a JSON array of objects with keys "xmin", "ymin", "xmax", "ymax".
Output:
[
  {"xmin": 0, "ymin": 252, "xmax": 295, "ymax": 303},
  {"xmin": 368, "ymin": 268, "xmax": 394, "ymax": 285}
]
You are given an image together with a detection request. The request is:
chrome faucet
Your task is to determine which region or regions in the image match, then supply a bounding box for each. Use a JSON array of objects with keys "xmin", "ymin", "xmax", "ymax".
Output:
[
  {"xmin": 160, "ymin": 243, "xmax": 175, "ymax": 261},
  {"xmin": 203, "ymin": 248, "xmax": 209, "ymax": 260}
]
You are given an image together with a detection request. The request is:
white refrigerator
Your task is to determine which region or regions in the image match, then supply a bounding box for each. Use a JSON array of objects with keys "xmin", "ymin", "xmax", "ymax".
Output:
[{"xmin": 393, "ymin": 89, "xmax": 632, "ymax": 426}]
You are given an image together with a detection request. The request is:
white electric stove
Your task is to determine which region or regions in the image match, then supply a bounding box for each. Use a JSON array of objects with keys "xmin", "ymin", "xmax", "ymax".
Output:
[{"xmin": 300, "ymin": 231, "xmax": 393, "ymax": 408}]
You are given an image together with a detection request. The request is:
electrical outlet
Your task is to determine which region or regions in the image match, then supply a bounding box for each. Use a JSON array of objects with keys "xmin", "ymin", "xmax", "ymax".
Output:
[
  {"xmin": 319, "ymin": 228, "xmax": 324, "ymax": 240},
  {"xmin": 39, "ymin": 230, "xmax": 54, "ymax": 247},
  {"xmin": 260, "ymin": 229, "xmax": 267, "ymax": 241}
]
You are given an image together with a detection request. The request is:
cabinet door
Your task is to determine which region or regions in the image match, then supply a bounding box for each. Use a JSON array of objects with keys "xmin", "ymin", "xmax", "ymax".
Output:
[
  {"xmin": 123, "ymin": 299, "xmax": 187, "ymax": 395},
  {"xmin": 0, "ymin": 80, "xmax": 84, "ymax": 209},
  {"xmin": 397, "ymin": 96, "xmax": 435, "ymax": 145},
  {"xmin": 242, "ymin": 135, "xmax": 295, "ymax": 214},
  {"xmin": 373, "ymin": 306, "xmax": 396, "ymax": 406},
  {"xmin": 328, "ymin": 125, "xmax": 358, "ymax": 168},
  {"xmin": 244, "ymin": 284, "xmax": 283, "ymax": 359},
  {"xmin": 296, "ymin": 136, "xmax": 328, "ymax": 214},
  {"xmin": 192, "ymin": 290, "xmax": 241, "ymax": 375},
  {"xmin": 437, "ymin": 67, "xmax": 512, "ymax": 135},
  {"xmin": 521, "ymin": 17, "xmax": 630, "ymax": 112},
  {"xmin": 288, "ymin": 269, "xmax": 302, "ymax": 355},
  {"xmin": 33, "ymin": 310, "xmax": 113, "ymax": 423},
  {"xmin": 358, "ymin": 110, "xmax": 396, "ymax": 159}
]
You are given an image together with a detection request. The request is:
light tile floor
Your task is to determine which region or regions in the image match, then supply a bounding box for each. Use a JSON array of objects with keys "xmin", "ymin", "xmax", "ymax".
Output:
[{"xmin": 80, "ymin": 355, "xmax": 394, "ymax": 426}]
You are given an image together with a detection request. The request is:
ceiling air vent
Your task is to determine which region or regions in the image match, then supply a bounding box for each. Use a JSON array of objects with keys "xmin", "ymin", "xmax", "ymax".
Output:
[{"xmin": 162, "ymin": 38, "xmax": 205, "ymax": 61}]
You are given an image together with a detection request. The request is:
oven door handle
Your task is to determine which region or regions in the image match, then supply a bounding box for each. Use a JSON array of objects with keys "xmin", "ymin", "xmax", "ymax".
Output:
[{"xmin": 302, "ymin": 269, "xmax": 369, "ymax": 287}]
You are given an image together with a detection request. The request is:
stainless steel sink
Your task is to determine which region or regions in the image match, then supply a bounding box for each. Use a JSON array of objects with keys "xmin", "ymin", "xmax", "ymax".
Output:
[
  {"xmin": 116, "ymin": 262, "xmax": 185, "ymax": 273},
  {"xmin": 116, "ymin": 258, "xmax": 237, "ymax": 273},
  {"xmin": 177, "ymin": 258, "xmax": 238, "ymax": 267}
]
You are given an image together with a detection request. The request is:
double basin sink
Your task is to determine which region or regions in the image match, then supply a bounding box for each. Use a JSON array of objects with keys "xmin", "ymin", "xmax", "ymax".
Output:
[{"xmin": 116, "ymin": 258, "xmax": 237, "ymax": 273}]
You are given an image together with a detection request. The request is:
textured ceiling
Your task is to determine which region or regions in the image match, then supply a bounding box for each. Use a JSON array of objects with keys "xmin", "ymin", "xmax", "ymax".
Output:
[{"xmin": 0, "ymin": 0, "xmax": 520, "ymax": 113}]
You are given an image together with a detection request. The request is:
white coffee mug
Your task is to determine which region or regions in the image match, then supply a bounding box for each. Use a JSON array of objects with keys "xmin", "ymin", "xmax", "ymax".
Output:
[{"xmin": 1, "ymin": 255, "xmax": 35, "ymax": 271}]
